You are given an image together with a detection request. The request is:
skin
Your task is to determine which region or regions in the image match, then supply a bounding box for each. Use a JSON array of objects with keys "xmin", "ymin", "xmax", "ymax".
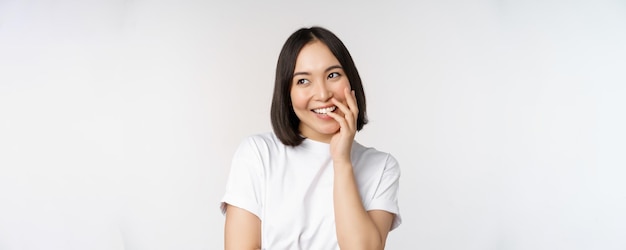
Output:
[
  {"xmin": 224, "ymin": 40, "xmax": 394, "ymax": 250},
  {"xmin": 290, "ymin": 40, "xmax": 349, "ymax": 143}
]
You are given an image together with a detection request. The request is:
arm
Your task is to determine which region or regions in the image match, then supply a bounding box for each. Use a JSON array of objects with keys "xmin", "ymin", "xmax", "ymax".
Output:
[
  {"xmin": 224, "ymin": 204, "xmax": 261, "ymax": 250},
  {"xmin": 222, "ymin": 137, "xmax": 265, "ymax": 250},
  {"xmin": 328, "ymin": 88, "xmax": 395, "ymax": 249},
  {"xmin": 333, "ymin": 161, "xmax": 395, "ymax": 250}
]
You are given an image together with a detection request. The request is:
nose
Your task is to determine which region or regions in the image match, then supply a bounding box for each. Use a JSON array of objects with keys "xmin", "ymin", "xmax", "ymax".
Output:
[{"xmin": 315, "ymin": 81, "xmax": 333, "ymax": 101}]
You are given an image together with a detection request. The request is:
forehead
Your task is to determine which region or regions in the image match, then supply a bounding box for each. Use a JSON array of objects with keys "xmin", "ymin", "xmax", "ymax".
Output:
[{"xmin": 294, "ymin": 40, "xmax": 341, "ymax": 72}]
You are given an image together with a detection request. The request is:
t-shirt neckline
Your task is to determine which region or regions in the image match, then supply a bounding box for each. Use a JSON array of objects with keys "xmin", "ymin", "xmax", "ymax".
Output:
[{"xmin": 299, "ymin": 136, "xmax": 331, "ymax": 152}]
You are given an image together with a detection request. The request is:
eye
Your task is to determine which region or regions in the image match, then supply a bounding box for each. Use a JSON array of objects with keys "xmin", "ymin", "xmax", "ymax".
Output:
[
  {"xmin": 328, "ymin": 72, "xmax": 341, "ymax": 79},
  {"xmin": 296, "ymin": 79, "xmax": 310, "ymax": 85}
]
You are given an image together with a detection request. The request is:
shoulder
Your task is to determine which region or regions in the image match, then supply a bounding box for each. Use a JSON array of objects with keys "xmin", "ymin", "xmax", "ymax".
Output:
[
  {"xmin": 352, "ymin": 141, "xmax": 399, "ymax": 165},
  {"xmin": 235, "ymin": 132, "xmax": 285, "ymax": 157},
  {"xmin": 352, "ymin": 141, "xmax": 400, "ymax": 174}
]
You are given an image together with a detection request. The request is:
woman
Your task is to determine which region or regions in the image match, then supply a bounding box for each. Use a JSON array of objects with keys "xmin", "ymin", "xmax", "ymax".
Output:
[{"xmin": 220, "ymin": 26, "xmax": 401, "ymax": 249}]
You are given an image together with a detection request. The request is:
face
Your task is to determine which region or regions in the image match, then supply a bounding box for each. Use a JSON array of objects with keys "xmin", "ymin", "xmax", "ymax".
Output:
[{"xmin": 290, "ymin": 40, "xmax": 351, "ymax": 143}]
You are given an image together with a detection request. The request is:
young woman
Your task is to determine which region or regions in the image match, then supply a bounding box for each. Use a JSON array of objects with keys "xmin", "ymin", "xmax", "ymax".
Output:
[{"xmin": 220, "ymin": 26, "xmax": 401, "ymax": 250}]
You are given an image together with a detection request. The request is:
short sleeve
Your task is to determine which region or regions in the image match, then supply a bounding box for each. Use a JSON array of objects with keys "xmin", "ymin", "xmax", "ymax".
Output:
[
  {"xmin": 220, "ymin": 137, "xmax": 264, "ymax": 219},
  {"xmin": 366, "ymin": 154, "xmax": 402, "ymax": 230}
]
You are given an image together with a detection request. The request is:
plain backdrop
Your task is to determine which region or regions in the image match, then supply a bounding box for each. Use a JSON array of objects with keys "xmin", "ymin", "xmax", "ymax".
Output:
[{"xmin": 1, "ymin": 0, "xmax": 625, "ymax": 249}]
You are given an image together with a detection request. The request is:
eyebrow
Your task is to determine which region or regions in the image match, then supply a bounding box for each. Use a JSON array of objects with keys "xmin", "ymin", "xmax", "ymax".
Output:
[{"xmin": 293, "ymin": 65, "xmax": 343, "ymax": 77}]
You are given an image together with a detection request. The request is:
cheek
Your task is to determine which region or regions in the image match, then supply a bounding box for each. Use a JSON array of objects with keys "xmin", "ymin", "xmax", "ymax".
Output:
[
  {"xmin": 290, "ymin": 91, "xmax": 308, "ymax": 110},
  {"xmin": 331, "ymin": 80, "xmax": 351, "ymax": 101}
]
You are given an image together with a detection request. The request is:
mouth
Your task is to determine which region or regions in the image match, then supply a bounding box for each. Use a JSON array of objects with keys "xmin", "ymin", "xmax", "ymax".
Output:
[{"xmin": 312, "ymin": 106, "xmax": 337, "ymax": 115}]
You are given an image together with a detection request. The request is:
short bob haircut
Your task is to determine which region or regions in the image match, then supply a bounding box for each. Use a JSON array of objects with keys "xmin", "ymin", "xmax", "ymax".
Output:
[{"xmin": 271, "ymin": 26, "xmax": 368, "ymax": 146}]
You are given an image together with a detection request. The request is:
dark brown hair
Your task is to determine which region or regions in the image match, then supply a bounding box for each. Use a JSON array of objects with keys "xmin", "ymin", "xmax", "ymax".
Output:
[{"xmin": 270, "ymin": 26, "xmax": 368, "ymax": 146}]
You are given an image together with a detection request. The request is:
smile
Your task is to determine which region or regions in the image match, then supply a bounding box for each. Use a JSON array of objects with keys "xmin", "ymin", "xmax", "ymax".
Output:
[{"xmin": 312, "ymin": 106, "xmax": 337, "ymax": 114}]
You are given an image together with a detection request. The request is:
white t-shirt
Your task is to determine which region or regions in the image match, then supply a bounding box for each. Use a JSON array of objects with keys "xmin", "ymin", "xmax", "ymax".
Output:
[{"xmin": 220, "ymin": 132, "xmax": 401, "ymax": 249}]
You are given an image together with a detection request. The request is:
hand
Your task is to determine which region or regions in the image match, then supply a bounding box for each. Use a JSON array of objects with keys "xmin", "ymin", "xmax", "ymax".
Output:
[{"xmin": 327, "ymin": 87, "xmax": 359, "ymax": 165}]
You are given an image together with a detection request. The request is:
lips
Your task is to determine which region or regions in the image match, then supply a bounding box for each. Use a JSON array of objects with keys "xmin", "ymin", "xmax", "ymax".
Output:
[{"xmin": 312, "ymin": 106, "xmax": 337, "ymax": 114}]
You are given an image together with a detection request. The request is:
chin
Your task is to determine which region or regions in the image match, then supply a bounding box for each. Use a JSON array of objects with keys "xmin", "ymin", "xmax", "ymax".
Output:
[{"xmin": 318, "ymin": 126, "xmax": 340, "ymax": 135}]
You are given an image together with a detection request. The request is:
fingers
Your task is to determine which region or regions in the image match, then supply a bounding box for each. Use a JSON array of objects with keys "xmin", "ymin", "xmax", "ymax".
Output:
[
  {"xmin": 344, "ymin": 87, "xmax": 359, "ymax": 118},
  {"xmin": 331, "ymin": 98, "xmax": 355, "ymax": 130},
  {"xmin": 329, "ymin": 87, "xmax": 359, "ymax": 133},
  {"xmin": 327, "ymin": 111, "xmax": 349, "ymax": 130}
]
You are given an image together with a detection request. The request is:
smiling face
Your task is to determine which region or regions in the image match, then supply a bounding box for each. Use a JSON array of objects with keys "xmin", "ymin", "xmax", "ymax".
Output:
[{"xmin": 290, "ymin": 40, "xmax": 351, "ymax": 143}]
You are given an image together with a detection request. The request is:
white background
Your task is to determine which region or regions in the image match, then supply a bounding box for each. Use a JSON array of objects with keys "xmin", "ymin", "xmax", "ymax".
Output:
[{"xmin": 1, "ymin": 0, "xmax": 625, "ymax": 249}]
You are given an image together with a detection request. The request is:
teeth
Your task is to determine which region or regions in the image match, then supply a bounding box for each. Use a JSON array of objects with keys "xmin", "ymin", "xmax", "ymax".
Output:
[{"xmin": 313, "ymin": 106, "xmax": 337, "ymax": 114}]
